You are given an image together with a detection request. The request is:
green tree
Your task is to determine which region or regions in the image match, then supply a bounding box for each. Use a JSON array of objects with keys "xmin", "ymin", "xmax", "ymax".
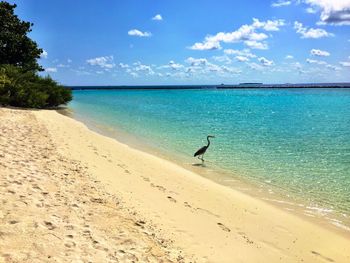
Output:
[
  {"xmin": 0, "ymin": 1, "xmax": 72, "ymax": 108},
  {"xmin": 0, "ymin": 1, "xmax": 43, "ymax": 71}
]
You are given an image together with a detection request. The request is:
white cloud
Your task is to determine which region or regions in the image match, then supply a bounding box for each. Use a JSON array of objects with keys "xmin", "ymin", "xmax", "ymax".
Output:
[
  {"xmin": 130, "ymin": 72, "xmax": 139, "ymax": 78},
  {"xmin": 189, "ymin": 41, "xmax": 221, "ymax": 50},
  {"xmin": 271, "ymin": 1, "xmax": 291, "ymax": 7},
  {"xmin": 128, "ymin": 29, "xmax": 152, "ymax": 37},
  {"xmin": 86, "ymin": 56, "xmax": 115, "ymax": 69},
  {"xmin": 306, "ymin": 7, "xmax": 317, "ymax": 14},
  {"xmin": 119, "ymin": 63, "xmax": 129, "ymax": 68},
  {"xmin": 251, "ymin": 18, "xmax": 286, "ymax": 31},
  {"xmin": 185, "ymin": 57, "xmax": 208, "ymax": 66},
  {"xmin": 244, "ymin": 40, "xmax": 268, "ymax": 49},
  {"xmin": 67, "ymin": 59, "xmax": 72, "ymax": 63},
  {"xmin": 152, "ymin": 14, "xmax": 163, "ymax": 21},
  {"xmin": 224, "ymin": 49, "xmax": 256, "ymax": 58},
  {"xmin": 285, "ymin": 55, "xmax": 294, "ymax": 59},
  {"xmin": 326, "ymin": 64, "xmax": 341, "ymax": 70},
  {"xmin": 45, "ymin": 67, "xmax": 57, "ymax": 72},
  {"xmin": 212, "ymin": 55, "xmax": 232, "ymax": 64},
  {"xmin": 189, "ymin": 18, "xmax": 285, "ymax": 50},
  {"xmin": 294, "ymin": 21, "xmax": 334, "ymax": 38},
  {"xmin": 41, "ymin": 50, "xmax": 48, "ymax": 59},
  {"xmin": 57, "ymin": 63, "xmax": 70, "ymax": 68},
  {"xmin": 304, "ymin": 0, "xmax": 350, "ymax": 25},
  {"xmin": 166, "ymin": 61, "xmax": 184, "ymax": 70},
  {"xmin": 306, "ymin": 58, "xmax": 327, "ymax": 65},
  {"xmin": 248, "ymin": 62, "xmax": 264, "ymax": 70},
  {"xmin": 340, "ymin": 61, "xmax": 350, "ymax": 66},
  {"xmin": 258, "ymin": 57, "xmax": 274, "ymax": 66},
  {"xmin": 236, "ymin": 56, "xmax": 250, "ymax": 62},
  {"xmin": 310, "ymin": 49, "xmax": 330, "ymax": 56},
  {"xmin": 133, "ymin": 62, "xmax": 155, "ymax": 75}
]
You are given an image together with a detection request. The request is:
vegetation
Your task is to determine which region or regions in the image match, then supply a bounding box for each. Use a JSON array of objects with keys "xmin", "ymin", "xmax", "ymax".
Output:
[
  {"xmin": 0, "ymin": 1, "xmax": 72, "ymax": 108},
  {"xmin": 0, "ymin": 65, "xmax": 72, "ymax": 108}
]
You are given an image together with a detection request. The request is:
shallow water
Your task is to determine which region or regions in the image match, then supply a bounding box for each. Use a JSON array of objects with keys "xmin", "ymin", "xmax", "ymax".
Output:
[{"xmin": 69, "ymin": 88, "xmax": 350, "ymax": 229}]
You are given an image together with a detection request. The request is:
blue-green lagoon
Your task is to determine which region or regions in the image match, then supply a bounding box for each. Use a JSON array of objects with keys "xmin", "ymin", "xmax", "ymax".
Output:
[{"xmin": 69, "ymin": 88, "xmax": 350, "ymax": 231}]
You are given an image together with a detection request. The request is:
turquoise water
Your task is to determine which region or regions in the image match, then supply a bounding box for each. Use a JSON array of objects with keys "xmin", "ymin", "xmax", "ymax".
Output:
[{"xmin": 69, "ymin": 88, "xmax": 350, "ymax": 228}]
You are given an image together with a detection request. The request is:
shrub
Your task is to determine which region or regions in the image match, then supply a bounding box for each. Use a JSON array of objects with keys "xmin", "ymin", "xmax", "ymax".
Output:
[{"xmin": 0, "ymin": 65, "xmax": 72, "ymax": 108}]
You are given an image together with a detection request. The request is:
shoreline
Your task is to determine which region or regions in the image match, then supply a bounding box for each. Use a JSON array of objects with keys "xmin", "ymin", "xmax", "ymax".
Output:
[
  {"xmin": 62, "ymin": 107, "xmax": 350, "ymax": 238},
  {"xmin": 2, "ymin": 107, "xmax": 350, "ymax": 262}
]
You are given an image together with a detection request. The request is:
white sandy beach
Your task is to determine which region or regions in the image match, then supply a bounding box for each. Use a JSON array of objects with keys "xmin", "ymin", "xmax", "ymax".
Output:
[{"xmin": 1, "ymin": 107, "xmax": 350, "ymax": 263}]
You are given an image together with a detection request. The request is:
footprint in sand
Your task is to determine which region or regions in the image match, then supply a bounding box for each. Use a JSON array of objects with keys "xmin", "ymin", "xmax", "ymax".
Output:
[
  {"xmin": 151, "ymin": 183, "xmax": 166, "ymax": 192},
  {"xmin": 43, "ymin": 221, "xmax": 56, "ymax": 230},
  {"xmin": 217, "ymin": 222, "xmax": 231, "ymax": 232},
  {"xmin": 167, "ymin": 196, "xmax": 177, "ymax": 203},
  {"xmin": 238, "ymin": 231, "xmax": 254, "ymax": 244},
  {"xmin": 141, "ymin": 176, "xmax": 150, "ymax": 182},
  {"xmin": 64, "ymin": 241, "xmax": 76, "ymax": 248},
  {"xmin": 184, "ymin": 202, "xmax": 192, "ymax": 208}
]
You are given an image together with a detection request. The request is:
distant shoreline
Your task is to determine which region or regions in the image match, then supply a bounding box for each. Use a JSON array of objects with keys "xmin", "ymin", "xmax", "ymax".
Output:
[{"xmin": 67, "ymin": 83, "xmax": 350, "ymax": 90}]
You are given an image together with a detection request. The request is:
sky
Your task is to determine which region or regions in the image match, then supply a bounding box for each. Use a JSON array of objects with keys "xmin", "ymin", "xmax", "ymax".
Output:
[{"xmin": 9, "ymin": 0, "xmax": 350, "ymax": 85}]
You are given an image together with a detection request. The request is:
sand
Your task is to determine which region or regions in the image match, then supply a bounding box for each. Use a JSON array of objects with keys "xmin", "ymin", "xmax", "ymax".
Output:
[{"xmin": 1, "ymin": 107, "xmax": 350, "ymax": 263}]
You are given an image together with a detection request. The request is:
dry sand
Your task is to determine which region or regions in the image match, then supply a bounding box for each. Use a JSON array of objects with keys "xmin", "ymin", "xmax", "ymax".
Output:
[{"xmin": 1, "ymin": 107, "xmax": 350, "ymax": 263}]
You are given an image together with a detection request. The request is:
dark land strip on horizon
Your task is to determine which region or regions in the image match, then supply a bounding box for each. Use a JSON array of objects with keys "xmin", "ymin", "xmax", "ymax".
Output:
[{"xmin": 67, "ymin": 83, "xmax": 350, "ymax": 90}]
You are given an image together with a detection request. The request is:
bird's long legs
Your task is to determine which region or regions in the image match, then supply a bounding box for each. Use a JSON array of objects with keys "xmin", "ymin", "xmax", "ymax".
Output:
[{"xmin": 197, "ymin": 155, "xmax": 204, "ymax": 162}]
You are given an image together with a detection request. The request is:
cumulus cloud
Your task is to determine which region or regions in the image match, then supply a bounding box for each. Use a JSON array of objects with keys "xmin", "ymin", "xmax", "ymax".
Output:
[
  {"xmin": 57, "ymin": 63, "xmax": 70, "ymax": 68},
  {"xmin": 306, "ymin": 58, "xmax": 327, "ymax": 65},
  {"xmin": 86, "ymin": 56, "xmax": 115, "ymax": 69},
  {"xmin": 220, "ymin": 65, "xmax": 241, "ymax": 74},
  {"xmin": 152, "ymin": 14, "xmax": 163, "ymax": 21},
  {"xmin": 133, "ymin": 62, "xmax": 155, "ymax": 75},
  {"xmin": 45, "ymin": 67, "xmax": 57, "ymax": 72},
  {"xmin": 340, "ymin": 61, "xmax": 350, "ymax": 66},
  {"xmin": 119, "ymin": 63, "xmax": 129, "ymax": 68},
  {"xmin": 285, "ymin": 55, "xmax": 294, "ymax": 59},
  {"xmin": 326, "ymin": 64, "xmax": 341, "ymax": 70},
  {"xmin": 306, "ymin": 7, "xmax": 317, "ymax": 14},
  {"xmin": 212, "ymin": 55, "xmax": 232, "ymax": 64},
  {"xmin": 189, "ymin": 18, "xmax": 285, "ymax": 50},
  {"xmin": 159, "ymin": 61, "xmax": 184, "ymax": 70},
  {"xmin": 244, "ymin": 40, "xmax": 268, "ymax": 49},
  {"xmin": 271, "ymin": 0, "xmax": 291, "ymax": 7},
  {"xmin": 41, "ymin": 50, "xmax": 48, "ymax": 59},
  {"xmin": 185, "ymin": 57, "xmax": 208, "ymax": 66},
  {"xmin": 310, "ymin": 49, "xmax": 330, "ymax": 56},
  {"xmin": 224, "ymin": 49, "xmax": 256, "ymax": 58},
  {"xmin": 189, "ymin": 41, "xmax": 221, "ymax": 50},
  {"xmin": 304, "ymin": 0, "xmax": 350, "ymax": 25},
  {"xmin": 294, "ymin": 21, "xmax": 334, "ymax": 38},
  {"xmin": 128, "ymin": 29, "xmax": 152, "ymax": 37},
  {"xmin": 236, "ymin": 56, "xmax": 250, "ymax": 62},
  {"xmin": 130, "ymin": 72, "xmax": 139, "ymax": 78},
  {"xmin": 248, "ymin": 62, "xmax": 264, "ymax": 70},
  {"xmin": 258, "ymin": 57, "xmax": 274, "ymax": 66}
]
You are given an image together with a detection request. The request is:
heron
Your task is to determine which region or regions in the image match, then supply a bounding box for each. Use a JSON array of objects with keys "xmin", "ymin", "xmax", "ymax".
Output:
[{"xmin": 194, "ymin": 135, "xmax": 215, "ymax": 162}]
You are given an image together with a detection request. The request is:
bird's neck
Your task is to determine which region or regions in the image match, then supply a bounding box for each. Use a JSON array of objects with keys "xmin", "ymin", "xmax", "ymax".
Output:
[{"xmin": 207, "ymin": 137, "xmax": 211, "ymax": 147}]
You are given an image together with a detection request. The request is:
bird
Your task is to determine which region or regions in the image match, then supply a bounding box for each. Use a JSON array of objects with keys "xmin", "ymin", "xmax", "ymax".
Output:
[{"xmin": 194, "ymin": 135, "xmax": 215, "ymax": 162}]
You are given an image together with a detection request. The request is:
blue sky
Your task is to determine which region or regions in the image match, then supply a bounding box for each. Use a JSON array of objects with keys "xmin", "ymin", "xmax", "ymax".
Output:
[{"xmin": 10, "ymin": 0, "xmax": 350, "ymax": 85}]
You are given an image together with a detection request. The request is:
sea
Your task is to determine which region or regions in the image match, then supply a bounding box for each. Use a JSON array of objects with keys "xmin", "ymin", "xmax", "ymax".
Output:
[{"xmin": 68, "ymin": 87, "xmax": 350, "ymax": 232}]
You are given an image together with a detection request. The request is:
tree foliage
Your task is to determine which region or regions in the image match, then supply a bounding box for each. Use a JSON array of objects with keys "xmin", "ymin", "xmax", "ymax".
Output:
[
  {"xmin": 0, "ymin": 65, "xmax": 72, "ymax": 108},
  {"xmin": 0, "ymin": 2, "xmax": 43, "ymax": 71},
  {"xmin": 0, "ymin": 1, "xmax": 72, "ymax": 108}
]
